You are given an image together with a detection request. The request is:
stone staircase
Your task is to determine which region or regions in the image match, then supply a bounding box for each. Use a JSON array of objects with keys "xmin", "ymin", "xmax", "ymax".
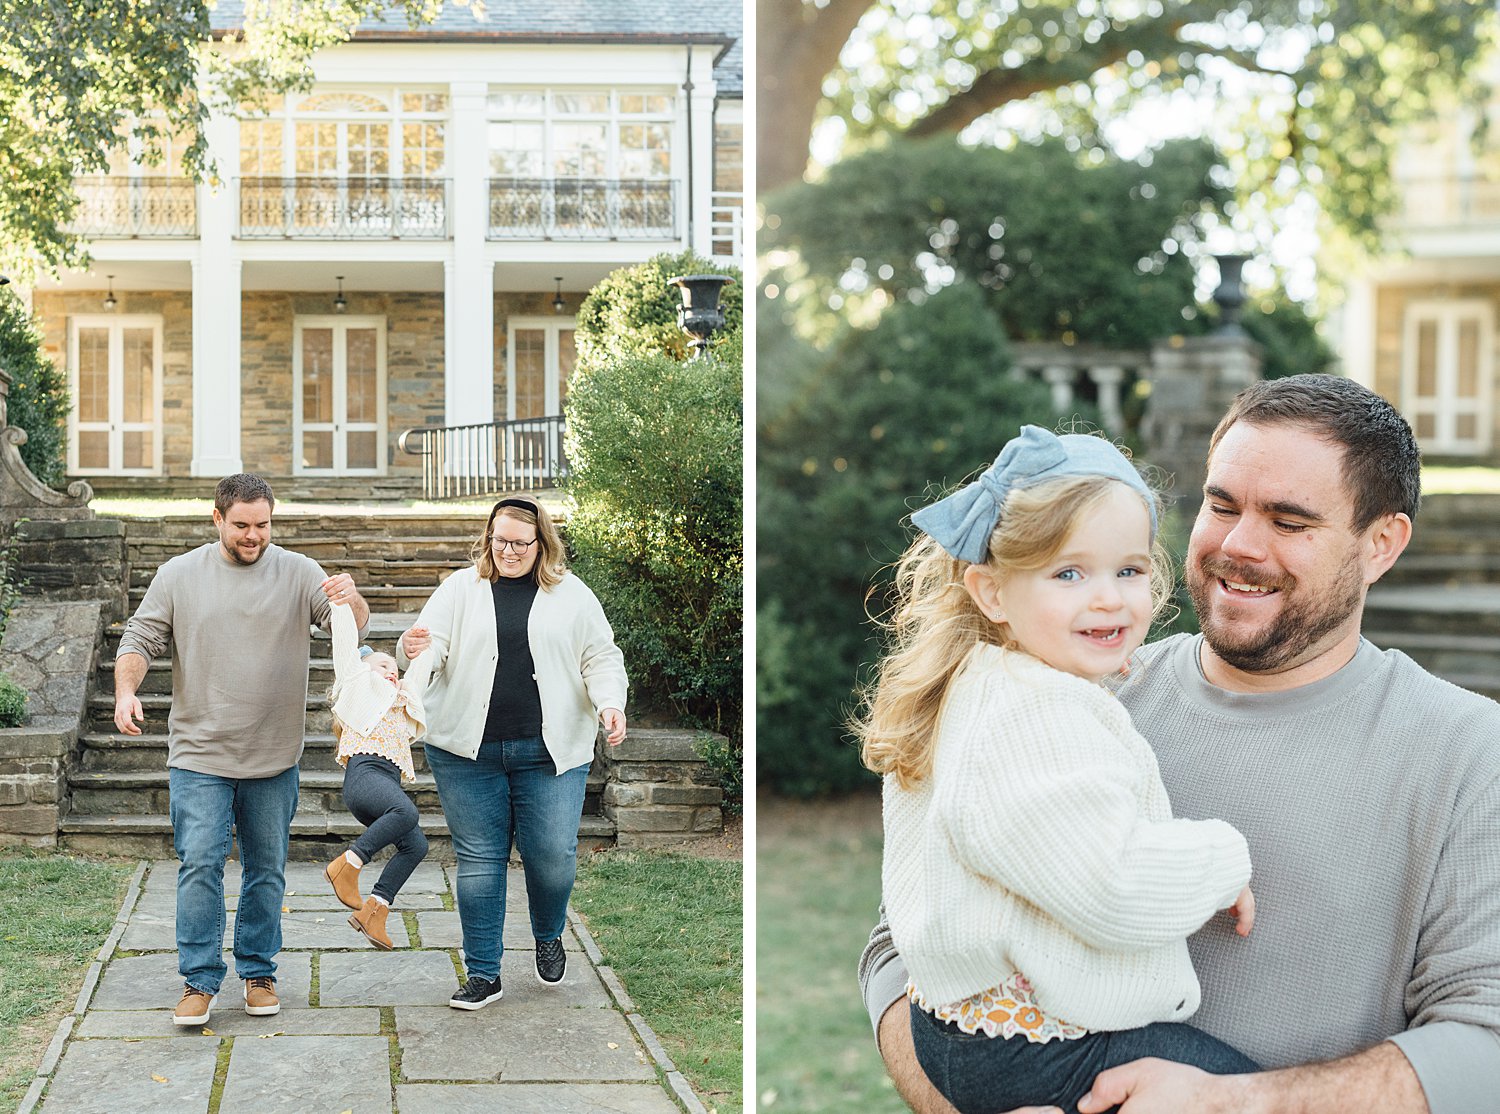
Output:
[
  {"xmin": 57, "ymin": 511, "xmax": 617, "ymax": 859},
  {"xmin": 1364, "ymin": 492, "xmax": 1500, "ymax": 701}
]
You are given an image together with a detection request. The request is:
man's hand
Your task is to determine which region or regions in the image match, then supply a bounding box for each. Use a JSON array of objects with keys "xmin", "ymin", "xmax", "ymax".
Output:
[
  {"xmin": 601, "ymin": 707, "xmax": 627, "ymax": 745},
  {"xmin": 113, "ymin": 693, "xmax": 144, "ymax": 736},
  {"xmin": 322, "ymin": 574, "xmax": 356, "ymax": 603},
  {"xmin": 1229, "ymin": 884, "xmax": 1256, "ymax": 937},
  {"xmin": 1077, "ymin": 1058, "xmax": 1247, "ymax": 1114},
  {"xmin": 401, "ymin": 625, "xmax": 431, "ymax": 659}
]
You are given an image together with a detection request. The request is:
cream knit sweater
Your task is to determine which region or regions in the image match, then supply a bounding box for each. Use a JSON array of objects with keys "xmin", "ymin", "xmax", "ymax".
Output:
[{"xmin": 884, "ymin": 644, "xmax": 1251, "ymax": 1031}]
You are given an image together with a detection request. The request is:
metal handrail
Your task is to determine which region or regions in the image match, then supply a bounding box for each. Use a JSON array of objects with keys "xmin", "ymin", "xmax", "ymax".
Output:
[
  {"xmin": 66, "ymin": 176, "xmax": 198, "ymax": 238},
  {"xmin": 398, "ymin": 414, "xmax": 568, "ymax": 499}
]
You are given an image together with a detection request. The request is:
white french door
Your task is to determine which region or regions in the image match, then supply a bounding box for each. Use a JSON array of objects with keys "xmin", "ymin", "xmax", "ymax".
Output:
[
  {"xmin": 293, "ymin": 316, "xmax": 387, "ymax": 475},
  {"xmin": 1403, "ymin": 300, "xmax": 1493, "ymax": 455},
  {"xmin": 505, "ymin": 317, "xmax": 575, "ymax": 478},
  {"xmin": 68, "ymin": 315, "xmax": 163, "ymax": 475}
]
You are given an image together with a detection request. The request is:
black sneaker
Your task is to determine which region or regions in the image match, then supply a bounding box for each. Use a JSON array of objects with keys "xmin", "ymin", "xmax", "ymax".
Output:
[
  {"xmin": 448, "ymin": 974, "xmax": 503, "ymax": 1010},
  {"xmin": 535, "ymin": 937, "xmax": 566, "ymax": 986}
]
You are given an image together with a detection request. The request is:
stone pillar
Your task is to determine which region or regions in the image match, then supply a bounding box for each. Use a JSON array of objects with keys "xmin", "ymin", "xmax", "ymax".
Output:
[
  {"xmin": 1142, "ymin": 334, "xmax": 1263, "ymax": 515},
  {"xmin": 0, "ymin": 601, "xmax": 103, "ymax": 847},
  {"xmin": 1041, "ymin": 365, "xmax": 1075, "ymax": 413},
  {"xmin": 1090, "ymin": 365, "xmax": 1126, "ymax": 436},
  {"xmin": 596, "ymin": 728, "xmax": 725, "ymax": 849}
]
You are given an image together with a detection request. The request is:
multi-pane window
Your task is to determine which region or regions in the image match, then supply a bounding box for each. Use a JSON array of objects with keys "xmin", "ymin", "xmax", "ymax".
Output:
[
  {"xmin": 486, "ymin": 89, "xmax": 675, "ymax": 180},
  {"xmin": 237, "ymin": 89, "xmax": 448, "ymax": 178}
]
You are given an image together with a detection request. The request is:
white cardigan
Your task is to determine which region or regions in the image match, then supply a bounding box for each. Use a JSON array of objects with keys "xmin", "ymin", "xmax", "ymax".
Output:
[
  {"xmin": 883, "ymin": 644, "xmax": 1251, "ymax": 1031},
  {"xmin": 408, "ymin": 566, "xmax": 628, "ymax": 774},
  {"xmin": 328, "ymin": 601, "xmax": 432, "ymax": 741}
]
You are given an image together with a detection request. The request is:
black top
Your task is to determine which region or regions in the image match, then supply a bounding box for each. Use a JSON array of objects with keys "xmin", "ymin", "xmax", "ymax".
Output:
[{"xmin": 482, "ymin": 574, "xmax": 543, "ymax": 743}]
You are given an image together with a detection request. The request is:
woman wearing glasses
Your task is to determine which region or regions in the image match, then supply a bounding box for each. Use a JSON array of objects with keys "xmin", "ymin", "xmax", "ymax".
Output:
[{"xmin": 399, "ymin": 496, "xmax": 627, "ymax": 1010}]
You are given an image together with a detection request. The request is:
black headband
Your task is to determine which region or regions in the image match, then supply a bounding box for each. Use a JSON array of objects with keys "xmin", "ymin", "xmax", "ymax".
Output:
[{"xmin": 492, "ymin": 497, "xmax": 538, "ymax": 516}]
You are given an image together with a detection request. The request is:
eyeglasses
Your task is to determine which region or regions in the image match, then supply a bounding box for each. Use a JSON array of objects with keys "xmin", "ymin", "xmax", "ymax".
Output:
[{"xmin": 491, "ymin": 537, "xmax": 538, "ymax": 553}]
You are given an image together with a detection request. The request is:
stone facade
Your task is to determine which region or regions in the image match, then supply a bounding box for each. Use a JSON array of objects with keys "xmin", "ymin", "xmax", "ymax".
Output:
[
  {"xmin": 0, "ymin": 601, "xmax": 102, "ymax": 846},
  {"xmin": 32, "ymin": 289, "xmax": 196, "ymax": 477},
  {"xmin": 596, "ymin": 728, "xmax": 725, "ymax": 849},
  {"xmin": 241, "ymin": 291, "xmax": 447, "ymax": 476}
]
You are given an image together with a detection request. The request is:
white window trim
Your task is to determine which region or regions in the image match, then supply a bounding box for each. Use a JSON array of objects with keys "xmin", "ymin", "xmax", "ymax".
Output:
[
  {"xmin": 292, "ymin": 315, "xmax": 389, "ymax": 476},
  {"xmin": 485, "ymin": 88, "xmax": 677, "ymax": 181},
  {"xmin": 1402, "ymin": 298, "xmax": 1494, "ymax": 455},
  {"xmin": 66, "ymin": 314, "xmax": 165, "ymax": 476},
  {"xmin": 240, "ymin": 86, "xmax": 450, "ymax": 179}
]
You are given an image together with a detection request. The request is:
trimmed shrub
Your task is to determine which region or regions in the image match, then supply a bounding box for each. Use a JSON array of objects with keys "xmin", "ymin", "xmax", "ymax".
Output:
[
  {"xmin": 0, "ymin": 289, "xmax": 70, "ymax": 489},
  {"xmin": 573, "ymin": 250, "xmax": 743, "ymax": 371},
  {"xmin": 0, "ymin": 672, "xmax": 24, "ymax": 727},
  {"xmin": 564, "ymin": 339, "xmax": 742, "ymax": 750}
]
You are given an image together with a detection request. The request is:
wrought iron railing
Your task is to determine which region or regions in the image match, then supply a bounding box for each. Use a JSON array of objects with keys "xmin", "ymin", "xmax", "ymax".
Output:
[
  {"xmin": 487, "ymin": 177, "xmax": 676, "ymax": 240},
  {"xmin": 710, "ymin": 190, "xmax": 743, "ymax": 262},
  {"xmin": 398, "ymin": 414, "xmax": 568, "ymax": 499},
  {"xmin": 67, "ymin": 177, "xmax": 198, "ymax": 237},
  {"xmin": 238, "ymin": 176, "xmax": 450, "ymax": 239},
  {"xmin": 1397, "ymin": 173, "xmax": 1500, "ymax": 227}
]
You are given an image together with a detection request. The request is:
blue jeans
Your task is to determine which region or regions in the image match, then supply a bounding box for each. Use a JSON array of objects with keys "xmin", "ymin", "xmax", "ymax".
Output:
[
  {"xmin": 911, "ymin": 1000, "xmax": 1258, "ymax": 1114},
  {"xmin": 343, "ymin": 753, "xmax": 428, "ymax": 903},
  {"xmin": 425, "ymin": 736, "xmax": 589, "ymax": 983},
  {"xmin": 168, "ymin": 765, "xmax": 300, "ymax": 995}
]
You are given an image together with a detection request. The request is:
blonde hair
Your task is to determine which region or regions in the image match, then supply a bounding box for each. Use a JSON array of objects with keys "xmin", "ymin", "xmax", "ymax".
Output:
[
  {"xmin": 473, "ymin": 497, "xmax": 567, "ymax": 589},
  {"xmin": 854, "ymin": 473, "xmax": 1173, "ymax": 789}
]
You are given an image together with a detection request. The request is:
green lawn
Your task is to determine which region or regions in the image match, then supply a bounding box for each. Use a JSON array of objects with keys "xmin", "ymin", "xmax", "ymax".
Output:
[
  {"xmin": 572, "ymin": 851, "xmax": 744, "ymax": 1114},
  {"xmin": 0, "ymin": 849, "xmax": 135, "ymax": 1113},
  {"xmin": 756, "ymin": 792, "xmax": 907, "ymax": 1113}
]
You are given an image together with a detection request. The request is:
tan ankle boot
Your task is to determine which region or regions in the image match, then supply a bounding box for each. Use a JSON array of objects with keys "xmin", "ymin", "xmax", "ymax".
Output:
[
  {"xmin": 325, "ymin": 853, "xmax": 362, "ymax": 910},
  {"xmin": 349, "ymin": 896, "xmax": 393, "ymax": 950}
]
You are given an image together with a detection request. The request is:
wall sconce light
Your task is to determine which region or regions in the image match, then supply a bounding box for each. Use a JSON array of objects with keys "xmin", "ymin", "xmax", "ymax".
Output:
[
  {"xmin": 103, "ymin": 275, "xmax": 117, "ymax": 311},
  {"xmin": 334, "ymin": 275, "xmax": 348, "ymax": 313},
  {"xmin": 551, "ymin": 277, "xmax": 566, "ymax": 314}
]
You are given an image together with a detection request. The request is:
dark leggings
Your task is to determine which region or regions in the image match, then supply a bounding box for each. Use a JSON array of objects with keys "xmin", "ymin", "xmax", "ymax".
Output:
[
  {"xmin": 910, "ymin": 999, "xmax": 1259, "ymax": 1114},
  {"xmin": 342, "ymin": 753, "xmax": 428, "ymax": 903}
]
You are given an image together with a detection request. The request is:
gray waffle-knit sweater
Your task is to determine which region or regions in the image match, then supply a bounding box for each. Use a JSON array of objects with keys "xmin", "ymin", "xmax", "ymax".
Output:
[
  {"xmin": 116, "ymin": 542, "xmax": 333, "ymax": 779},
  {"xmin": 860, "ymin": 634, "xmax": 1500, "ymax": 1114}
]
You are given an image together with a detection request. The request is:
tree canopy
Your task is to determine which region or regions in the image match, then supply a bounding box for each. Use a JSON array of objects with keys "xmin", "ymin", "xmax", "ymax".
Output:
[
  {"xmin": 759, "ymin": 0, "xmax": 1495, "ymax": 243},
  {"xmin": 0, "ymin": 0, "xmax": 475, "ymax": 279}
]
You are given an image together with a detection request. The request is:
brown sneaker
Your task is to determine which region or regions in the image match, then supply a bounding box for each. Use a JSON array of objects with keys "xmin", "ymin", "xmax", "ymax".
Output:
[
  {"xmin": 173, "ymin": 985, "xmax": 216, "ymax": 1027},
  {"xmin": 325, "ymin": 852, "xmax": 362, "ymax": 910},
  {"xmin": 349, "ymin": 896, "xmax": 393, "ymax": 950},
  {"xmin": 244, "ymin": 976, "xmax": 280, "ymax": 1016}
]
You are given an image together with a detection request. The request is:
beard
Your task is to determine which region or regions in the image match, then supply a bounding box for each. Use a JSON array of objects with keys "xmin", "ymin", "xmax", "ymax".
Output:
[
  {"xmin": 223, "ymin": 540, "xmax": 264, "ymax": 566},
  {"xmin": 1185, "ymin": 553, "xmax": 1365, "ymax": 674}
]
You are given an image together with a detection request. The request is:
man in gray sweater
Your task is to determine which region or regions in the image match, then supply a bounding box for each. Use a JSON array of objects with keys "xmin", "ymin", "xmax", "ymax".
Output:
[
  {"xmin": 114, "ymin": 473, "xmax": 370, "ymax": 1028},
  {"xmin": 861, "ymin": 375, "xmax": 1500, "ymax": 1113}
]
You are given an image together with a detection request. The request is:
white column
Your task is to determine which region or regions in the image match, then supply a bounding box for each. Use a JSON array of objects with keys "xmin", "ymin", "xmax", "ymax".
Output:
[
  {"xmin": 444, "ymin": 82, "xmax": 494, "ymax": 429},
  {"xmin": 1042, "ymin": 365, "xmax": 1076, "ymax": 414},
  {"xmin": 687, "ymin": 46, "xmax": 718, "ymax": 258},
  {"xmin": 1090, "ymin": 365, "xmax": 1125, "ymax": 435},
  {"xmin": 191, "ymin": 109, "xmax": 243, "ymax": 476}
]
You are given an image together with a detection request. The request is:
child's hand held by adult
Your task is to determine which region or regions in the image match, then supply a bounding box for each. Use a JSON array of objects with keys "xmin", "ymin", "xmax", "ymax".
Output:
[
  {"xmin": 1228, "ymin": 884, "xmax": 1255, "ymax": 937},
  {"xmin": 321, "ymin": 574, "xmax": 356, "ymax": 603},
  {"xmin": 401, "ymin": 625, "xmax": 431, "ymax": 657}
]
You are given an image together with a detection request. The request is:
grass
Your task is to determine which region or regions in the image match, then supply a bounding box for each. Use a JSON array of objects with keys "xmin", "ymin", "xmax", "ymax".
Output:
[
  {"xmin": 0, "ymin": 849, "xmax": 135, "ymax": 1113},
  {"xmin": 571, "ymin": 850, "xmax": 743, "ymax": 1114},
  {"xmin": 756, "ymin": 792, "xmax": 907, "ymax": 1114}
]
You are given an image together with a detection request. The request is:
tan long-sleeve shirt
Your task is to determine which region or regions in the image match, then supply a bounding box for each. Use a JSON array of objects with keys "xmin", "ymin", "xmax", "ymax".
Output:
[{"xmin": 116, "ymin": 542, "xmax": 334, "ymax": 778}]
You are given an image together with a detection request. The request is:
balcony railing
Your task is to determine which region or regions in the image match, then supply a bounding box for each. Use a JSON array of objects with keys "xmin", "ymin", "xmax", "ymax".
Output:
[
  {"xmin": 710, "ymin": 190, "xmax": 743, "ymax": 263},
  {"xmin": 488, "ymin": 178, "xmax": 676, "ymax": 240},
  {"xmin": 67, "ymin": 177, "xmax": 198, "ymax": 238},
  {"xmin": 398, "ymin": 414, "xmax": 568, "ymax": 499},
  {"xmin": 1397, "ymin": 173, "xmax": 1500, "ymax": 228},
  {"xmin": 238, "ymin": 176, "xmax": 450, "ymax": 239}
]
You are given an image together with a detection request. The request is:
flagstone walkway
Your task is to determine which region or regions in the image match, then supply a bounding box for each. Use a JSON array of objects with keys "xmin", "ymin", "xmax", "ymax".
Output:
[{"xmin": 19, "ymin": 859, "xmax": 704, "ymax": 1113}]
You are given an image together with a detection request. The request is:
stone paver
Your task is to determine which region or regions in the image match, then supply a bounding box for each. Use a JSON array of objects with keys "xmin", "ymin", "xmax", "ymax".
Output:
[{"xmin": 26, "ymin": 860, "xmax": 705, "ymax": 1114}]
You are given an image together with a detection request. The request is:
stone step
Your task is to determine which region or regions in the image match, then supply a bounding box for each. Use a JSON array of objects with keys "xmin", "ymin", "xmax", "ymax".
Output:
[
  {"xmin": 1365, "ymin": 631, "xmax": 1500, "ymax": 696},
  {"xmin": 124, "ymin": 583, "xmax": 434, "ymax": 611},
  {"xmin": 67, "ymin": 768, "xmax": 446, "ymax": 816},
  {"xmin": 127, "ymin": 557, "xmax": 469, "ymax": 590},
  {"xmin": 57, "ymin": 810, "xmax": 617, "ymax": 861}
]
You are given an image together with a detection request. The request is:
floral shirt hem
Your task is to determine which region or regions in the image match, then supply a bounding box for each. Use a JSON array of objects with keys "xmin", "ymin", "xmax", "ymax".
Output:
[{"xmin": 908, "ymin": 970, "xmax": 1089, "ymax": 1043}]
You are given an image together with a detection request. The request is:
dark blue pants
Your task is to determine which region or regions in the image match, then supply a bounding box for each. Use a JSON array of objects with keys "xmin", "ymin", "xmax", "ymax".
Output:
[
  {"xmin": 342, "ymin": 753, "xmax": 428, "ymax": 903},
  {"xmin": 911, "ymin": 999, "xmax": 1259, "ymax": 1114}
]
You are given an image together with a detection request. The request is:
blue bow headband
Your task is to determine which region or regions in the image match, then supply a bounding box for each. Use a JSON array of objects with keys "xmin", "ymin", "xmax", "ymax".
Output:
[{"xmin": 912, "ymin": 425, "xmax": 1157, "ymax": 563}]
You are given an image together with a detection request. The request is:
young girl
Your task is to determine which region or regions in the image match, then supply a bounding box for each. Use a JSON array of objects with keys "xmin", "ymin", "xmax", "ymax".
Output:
[
  {"xmin": 857, "ymin": 425, "xmax": 1258, "ymax": 1114},
  {"xmin": 322, "ymin": 592, "xmax": 434, "ymax": 950}
]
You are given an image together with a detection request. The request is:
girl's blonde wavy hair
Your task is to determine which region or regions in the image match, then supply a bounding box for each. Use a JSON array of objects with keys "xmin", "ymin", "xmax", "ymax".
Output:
[{"xmin": 854, "ymin": 472, "xmax": 1173, "ymax": 790}]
